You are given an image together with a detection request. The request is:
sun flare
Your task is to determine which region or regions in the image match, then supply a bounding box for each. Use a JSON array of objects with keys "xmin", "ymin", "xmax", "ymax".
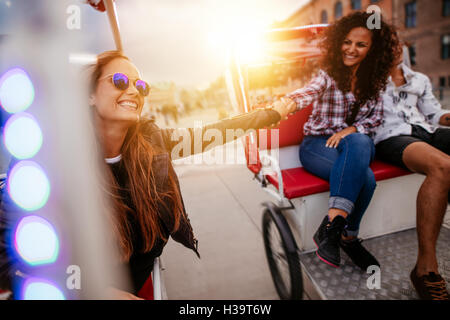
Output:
[{"xmin": 207, "ymin": 14, "xmax": 269, "ymax": 65}]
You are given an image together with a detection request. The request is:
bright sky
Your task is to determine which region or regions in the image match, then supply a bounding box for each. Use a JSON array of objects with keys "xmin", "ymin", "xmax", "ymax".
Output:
[{"xmin": 115, "ymin": 0, "xmax": 310, "ymax": 88}]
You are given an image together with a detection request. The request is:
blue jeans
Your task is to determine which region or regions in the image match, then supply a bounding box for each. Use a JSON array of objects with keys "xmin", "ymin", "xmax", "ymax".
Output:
[{"xmin": 299, "ymin": 133, "xmax": 376, "ymax": 236}]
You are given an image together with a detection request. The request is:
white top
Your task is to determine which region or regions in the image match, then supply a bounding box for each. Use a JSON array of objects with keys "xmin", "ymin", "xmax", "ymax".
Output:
[
  {"xmin": 373, "ymin": 63, "xmax": 447, "ymax": 145},
  {"xmin": 104, "ymin": 154, "xmax": 122, "ymax": 164}
]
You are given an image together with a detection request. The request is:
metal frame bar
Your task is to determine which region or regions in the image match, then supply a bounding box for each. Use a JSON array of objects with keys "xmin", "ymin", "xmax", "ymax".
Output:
[
  {"xmin": 152, "ymin": 257, "xmax": 162, "ymax": 300},
  {"xmin": 104, "ymin": 0, "xmax": 123, "ymax": 51},
  {"xmin": 258, "ymin": 153, "xmax": 297, "ymax": 212}
]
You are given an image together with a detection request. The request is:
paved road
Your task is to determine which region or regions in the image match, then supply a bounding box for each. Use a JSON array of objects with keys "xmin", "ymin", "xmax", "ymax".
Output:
[
  {"xmin": 158, "ymin": 108, "xmax": 280, "ymax": 300},
  {"xmin": 162, "ymin": 162, "xmax": 280, "ymax": 300}
]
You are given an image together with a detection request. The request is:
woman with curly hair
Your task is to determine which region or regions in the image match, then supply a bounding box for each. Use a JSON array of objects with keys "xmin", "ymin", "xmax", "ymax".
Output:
[{"xmin": 274, "ymin": 12, "xmax": 398, "ymax": 270}]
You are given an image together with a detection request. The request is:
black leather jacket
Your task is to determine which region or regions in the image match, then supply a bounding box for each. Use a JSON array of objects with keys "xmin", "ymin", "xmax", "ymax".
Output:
[
  {"xmin": 0, "ymin": 108, "xmax": 281, "ymax": 292},
  {"xmin": 142, "ymin": 108, "xmax": 281, "ymax": 255}
]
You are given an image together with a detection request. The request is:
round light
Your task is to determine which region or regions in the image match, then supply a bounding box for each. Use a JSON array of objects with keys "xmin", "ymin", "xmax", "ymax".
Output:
[
  {"xmin": 22, "ymin": 278, "xmax": 65, "ymax": 300},
  {"xmin": 0, "ymin": 68, "xmax": 35, "ymax": 113},
  {"xmin": 7, "ymin": 161, "xmax": 50, "ymax": 211},
  {"xmin": 14, "ymin": 215, "xmax": 59, "ymax": 266},
  {"xmin": 3, "ymin": 112, "xmax": 43, "ymax": 159}
]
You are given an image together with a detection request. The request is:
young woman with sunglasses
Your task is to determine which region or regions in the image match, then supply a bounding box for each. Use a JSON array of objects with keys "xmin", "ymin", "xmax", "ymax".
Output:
[
  {"xmin": 274, "ymin": 12, "xmax": 398, "ymax": 271},
  {"xmin": 0, "ymin": 50, "xmax": 295, "ymax": 299}
]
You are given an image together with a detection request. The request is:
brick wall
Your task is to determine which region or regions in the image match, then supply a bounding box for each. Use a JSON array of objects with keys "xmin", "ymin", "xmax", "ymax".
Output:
[{"xmin": 395, "ymin": 0, "xmax": 450, "ymax": 88}]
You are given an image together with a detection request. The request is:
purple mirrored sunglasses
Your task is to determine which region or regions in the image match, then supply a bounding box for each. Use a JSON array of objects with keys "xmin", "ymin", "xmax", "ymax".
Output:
[{"xmin": 101, "ymin": 73, "xmax": 150, "ymax": 97}]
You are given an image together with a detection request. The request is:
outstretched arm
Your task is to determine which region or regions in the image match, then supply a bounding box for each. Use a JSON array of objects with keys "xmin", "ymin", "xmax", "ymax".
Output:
[
  {"xmin": 158, "ymin": 70, "xmax": 328, "ymax": 160},
  {"xmin": 161, "ymin": 107, "xmax": 286, "ymax": 160},
  {"xmin": 284, "ymin": 70, "xmax": 329, "ymax": 111}
]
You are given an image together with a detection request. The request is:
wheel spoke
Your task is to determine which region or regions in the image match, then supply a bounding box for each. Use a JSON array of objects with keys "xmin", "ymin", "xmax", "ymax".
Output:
[
  {"xmin": 267, "ymin": 220, "xmax": 291, "ymax": 292},
  {"xmin": 263, "ymin": 210, "xmax": 302, "ymax": 300}
]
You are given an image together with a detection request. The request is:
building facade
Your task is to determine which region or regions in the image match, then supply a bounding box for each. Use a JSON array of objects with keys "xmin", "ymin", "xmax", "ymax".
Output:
[
  {"xmin": 394, "ymin": 0, "xmax": 450, "ymax": 89},
  {"xmin": 280, "ymin": 0, "xmax": 450, "ymax": 90},
  {"xmin": 281, "ymin": 0, "xmax": 393, "ymax": 28}
]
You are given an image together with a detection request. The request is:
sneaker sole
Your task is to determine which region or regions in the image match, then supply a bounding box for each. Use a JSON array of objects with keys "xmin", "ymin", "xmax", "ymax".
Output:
[{"xmin": 313, "ymin": 236, "xmax": 340, "ymax": 268}]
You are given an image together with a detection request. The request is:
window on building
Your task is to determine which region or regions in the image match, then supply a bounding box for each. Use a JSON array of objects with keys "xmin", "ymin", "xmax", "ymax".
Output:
[
  {"xmin": 439, "ymin": 77, "xmax": 446, "ymax": 88},
  {"xmin": 408, "ymin": 45, "xmax": 416, "ymax": 66},
  {"xmin": 321, "ymin": 10, "xmax": 328, "ymax": 24},
  {"xmin": 335, "ymin": 2, "xmax": 343, "ymax": 19},
  {"xmin": 405, "ymin": 1, "xmax": 417, "ymax": 28},
  {"xmin": 351, "ymin": 0, "xmax": 362, "ymax": 10},
  {"xmin": 442, "ymin": 34, "xmax": 450, "ymax": 59},
  {"xmin": 370, "ymin": 0, "xmax": 380, "ymax": 3},
  {"xmin": 444, "ymin": 0, "xmax": 450, "ymax": 16}
]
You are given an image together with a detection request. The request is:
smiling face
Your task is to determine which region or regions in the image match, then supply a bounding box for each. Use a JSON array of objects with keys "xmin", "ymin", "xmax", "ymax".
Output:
[
  {"xmin": 341, "ymin": 27, "xmax": 373, "ymax": 70},
  {"xmin": 90, "ymin": 57, "xmax": 145, "ymax": 125}
]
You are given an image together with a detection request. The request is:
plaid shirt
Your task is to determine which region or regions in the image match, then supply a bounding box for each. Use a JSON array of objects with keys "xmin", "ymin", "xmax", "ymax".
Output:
[{"xmin": 286, "ymin": 69, "xmax": 383, "ymax": 136}]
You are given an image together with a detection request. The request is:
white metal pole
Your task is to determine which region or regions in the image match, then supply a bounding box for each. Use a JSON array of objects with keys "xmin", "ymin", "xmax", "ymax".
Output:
[
  {"xmin": 103, "ymin": 0, "xmax": 123, "ymax": 51},
  {"xmin": 153, "ymin": 258, "xmax": 162, "ymax": 300}
]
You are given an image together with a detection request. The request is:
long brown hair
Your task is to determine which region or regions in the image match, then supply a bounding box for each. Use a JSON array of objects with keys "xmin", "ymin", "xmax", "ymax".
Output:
[
  {"xmin": 89, "ymin": 51, "xmax": 184, "ymax": 262},
  {"xmin": 320, "ymin": 12, "xmax": 398, "ymax": 108}
]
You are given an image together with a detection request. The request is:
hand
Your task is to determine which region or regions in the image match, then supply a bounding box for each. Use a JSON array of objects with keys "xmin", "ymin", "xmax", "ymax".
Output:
[
  {"xmin": 326, "ymin": 126, "xmax": 357, "ymax": 148},
  {"xmin": 271, "ymin": 97, "xmax": 297, "ymax": 120},
  {"xmin": 86, "ymin": 0, "xmax": 106, "ymax": 12},
  {"xmin": 107, "ymin": 287, "xmax": 144, "ymax": 300},
  {"xmin": 439, "ymin": 113, "xmax": 450, "ymax": 126}
]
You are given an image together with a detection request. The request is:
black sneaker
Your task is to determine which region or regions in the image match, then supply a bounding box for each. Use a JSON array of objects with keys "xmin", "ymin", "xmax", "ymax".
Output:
[
  {"xmin": 410, "ymin": 267, "xmax": 450, "ymax": 300},
  {"xmin": 339, "ymin": 238, "xmax": 379, "ymax": 271},
  {"xmin": 313, "ymin": 215, "xmax": 346, "ymax": 268}
]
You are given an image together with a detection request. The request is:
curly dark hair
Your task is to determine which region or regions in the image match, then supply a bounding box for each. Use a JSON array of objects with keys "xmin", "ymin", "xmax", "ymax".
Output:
[{"xmin": 320, "ymin": 11, "xmax": 398, "ymax": 109}]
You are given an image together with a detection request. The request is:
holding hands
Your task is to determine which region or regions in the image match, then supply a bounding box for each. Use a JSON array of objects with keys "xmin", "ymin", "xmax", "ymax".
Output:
[{"xmin": 270, "ymin": 97, "xmax": 298, "ymax": 120}]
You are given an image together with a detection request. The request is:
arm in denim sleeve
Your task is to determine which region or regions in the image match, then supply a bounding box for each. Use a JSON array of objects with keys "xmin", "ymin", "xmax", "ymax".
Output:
[
  {"xmin": 161, "ymin": 109, "xmax": 281, "ymax": 160},
  {"xmin": 285, "ymin": 70, "xmax": 329, "ymax": 111},
  {"xmin": 417, "ymin": 76, "xmax": 448, "ymax": 126},
  {"xmin": 353, "ymin": 96, "xmax": 384, "ymax": 135}
]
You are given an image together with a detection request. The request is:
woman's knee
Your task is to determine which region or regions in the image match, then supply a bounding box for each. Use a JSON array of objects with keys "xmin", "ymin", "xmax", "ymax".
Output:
[
  {"xmin": 340, "ymin": 133, "xmax": 374, "ymax": 160},
  {"xmin": 428, "ymin": 158, "xmax": 450, "ymax": 187},
  {"xmin": 342, "ymin": 133, "xmax": 373, "ymax": 149},
  {"xmin": 299, "ymin": 138, "xmax": 338, "ymax": 175},
  {"xmin": 300, "ymin": 148, "xmax": 334, "ymax": 180}
]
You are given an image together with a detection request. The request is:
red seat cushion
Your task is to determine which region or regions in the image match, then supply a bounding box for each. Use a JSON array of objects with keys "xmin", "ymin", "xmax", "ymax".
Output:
[
  {"xmin": 265, "ymin": 160, "xmax": 411, "ymax": 199},
  {"xmin": 137, "ymin": 275, "xmax": 154, "ymax": 300}
]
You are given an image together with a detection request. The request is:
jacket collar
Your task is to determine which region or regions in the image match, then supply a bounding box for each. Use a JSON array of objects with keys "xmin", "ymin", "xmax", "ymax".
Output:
[{"xmin": 388, "ymin": 62, "xmax": 415, "ymax": 85}]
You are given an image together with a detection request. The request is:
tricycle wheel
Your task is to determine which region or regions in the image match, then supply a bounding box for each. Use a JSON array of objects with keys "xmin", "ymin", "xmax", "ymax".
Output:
[{"xmin": 262, "ymin": 204, "xmax": 303, "ymax": 300}]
